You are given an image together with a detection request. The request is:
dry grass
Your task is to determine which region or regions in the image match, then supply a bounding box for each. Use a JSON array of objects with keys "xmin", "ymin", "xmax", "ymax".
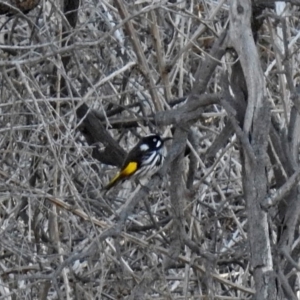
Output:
[{"xmin": 0, "ymin": 1, "xmax": 299, "ymax": 299}]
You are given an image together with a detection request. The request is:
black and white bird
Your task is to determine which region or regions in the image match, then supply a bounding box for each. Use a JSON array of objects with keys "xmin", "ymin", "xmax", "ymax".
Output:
[{"xmin": 104, "ymin": 134, "xmax": 171, "ymax": 190}]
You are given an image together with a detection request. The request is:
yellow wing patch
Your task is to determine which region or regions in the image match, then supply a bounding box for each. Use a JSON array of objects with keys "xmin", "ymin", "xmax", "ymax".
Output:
[
  {"xmin": 120, "ymin": 162, "xmax": 138, "ymax": 176},
  {"xmin": 104, "ymin": 162, "xmax": 138, "ymax": 190}
]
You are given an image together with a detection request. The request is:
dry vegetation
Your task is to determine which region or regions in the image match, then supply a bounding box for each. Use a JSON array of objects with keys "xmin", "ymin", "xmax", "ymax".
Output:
[{"xmin": 1, "ymin": 0, "xmax": 300, "ymax": 299}]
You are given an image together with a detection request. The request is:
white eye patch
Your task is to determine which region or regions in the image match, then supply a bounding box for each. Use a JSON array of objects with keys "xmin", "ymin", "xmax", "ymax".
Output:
[
  {"xmin": 140, "ymin": 144, "xmax": 149, "ymax": 151},
  {"xmin": 156, "ymin": 140, "xmax": 162, "ymax": 148}
]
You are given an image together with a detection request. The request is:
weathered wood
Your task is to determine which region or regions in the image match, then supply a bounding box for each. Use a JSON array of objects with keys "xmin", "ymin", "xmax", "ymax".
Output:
[{"xmin": 229, "ymin": 1, "xmax": 277, "ymax": 299}]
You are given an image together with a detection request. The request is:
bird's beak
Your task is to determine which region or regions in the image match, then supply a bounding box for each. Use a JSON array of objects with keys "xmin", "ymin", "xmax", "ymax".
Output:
[{"xmin": 163, "ymin": 137, "xmax": 173, "ymax": 142}]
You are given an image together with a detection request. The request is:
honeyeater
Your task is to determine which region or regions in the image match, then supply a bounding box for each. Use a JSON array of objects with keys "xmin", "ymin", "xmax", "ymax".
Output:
[{"xmin": 104, "ymin": 134, "xmax": 171, "ymax": 190}]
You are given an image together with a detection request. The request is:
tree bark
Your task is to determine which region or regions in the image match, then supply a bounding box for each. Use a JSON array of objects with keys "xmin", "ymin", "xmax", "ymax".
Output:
[
  {"xmin": 229, "ymin": 1, "xmax": 277, "ymax": 299},
  {"xmin": 0, "ymin": 0, "xmax": 40, "ymax": 15}
]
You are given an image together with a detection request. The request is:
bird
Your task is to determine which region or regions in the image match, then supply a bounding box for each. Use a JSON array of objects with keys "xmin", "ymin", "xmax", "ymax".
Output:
[{"xmin": 104, "ymin": 134, "xmax": 171, "ymax": 191}]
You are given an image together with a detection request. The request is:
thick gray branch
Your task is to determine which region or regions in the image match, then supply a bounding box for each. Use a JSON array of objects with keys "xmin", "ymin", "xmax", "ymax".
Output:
[
  {"xmin": 230, "ymin": 1, "xmax": 276, "ymax": 299},
  {"xmin": 229, "ymin": 0, "xmax": 265, "ymax": 135}
]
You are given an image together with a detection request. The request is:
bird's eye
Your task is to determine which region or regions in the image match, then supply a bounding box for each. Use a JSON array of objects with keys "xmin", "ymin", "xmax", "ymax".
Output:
[{"xmin": 153, "ymin": 138, "xmax": 157, "ymax": 142}]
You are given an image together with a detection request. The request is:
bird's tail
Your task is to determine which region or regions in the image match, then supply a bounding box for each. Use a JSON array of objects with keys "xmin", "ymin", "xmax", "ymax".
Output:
[{"xmin": 103, "ymin": 172, "xmax": 121, "ymax": 191}]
